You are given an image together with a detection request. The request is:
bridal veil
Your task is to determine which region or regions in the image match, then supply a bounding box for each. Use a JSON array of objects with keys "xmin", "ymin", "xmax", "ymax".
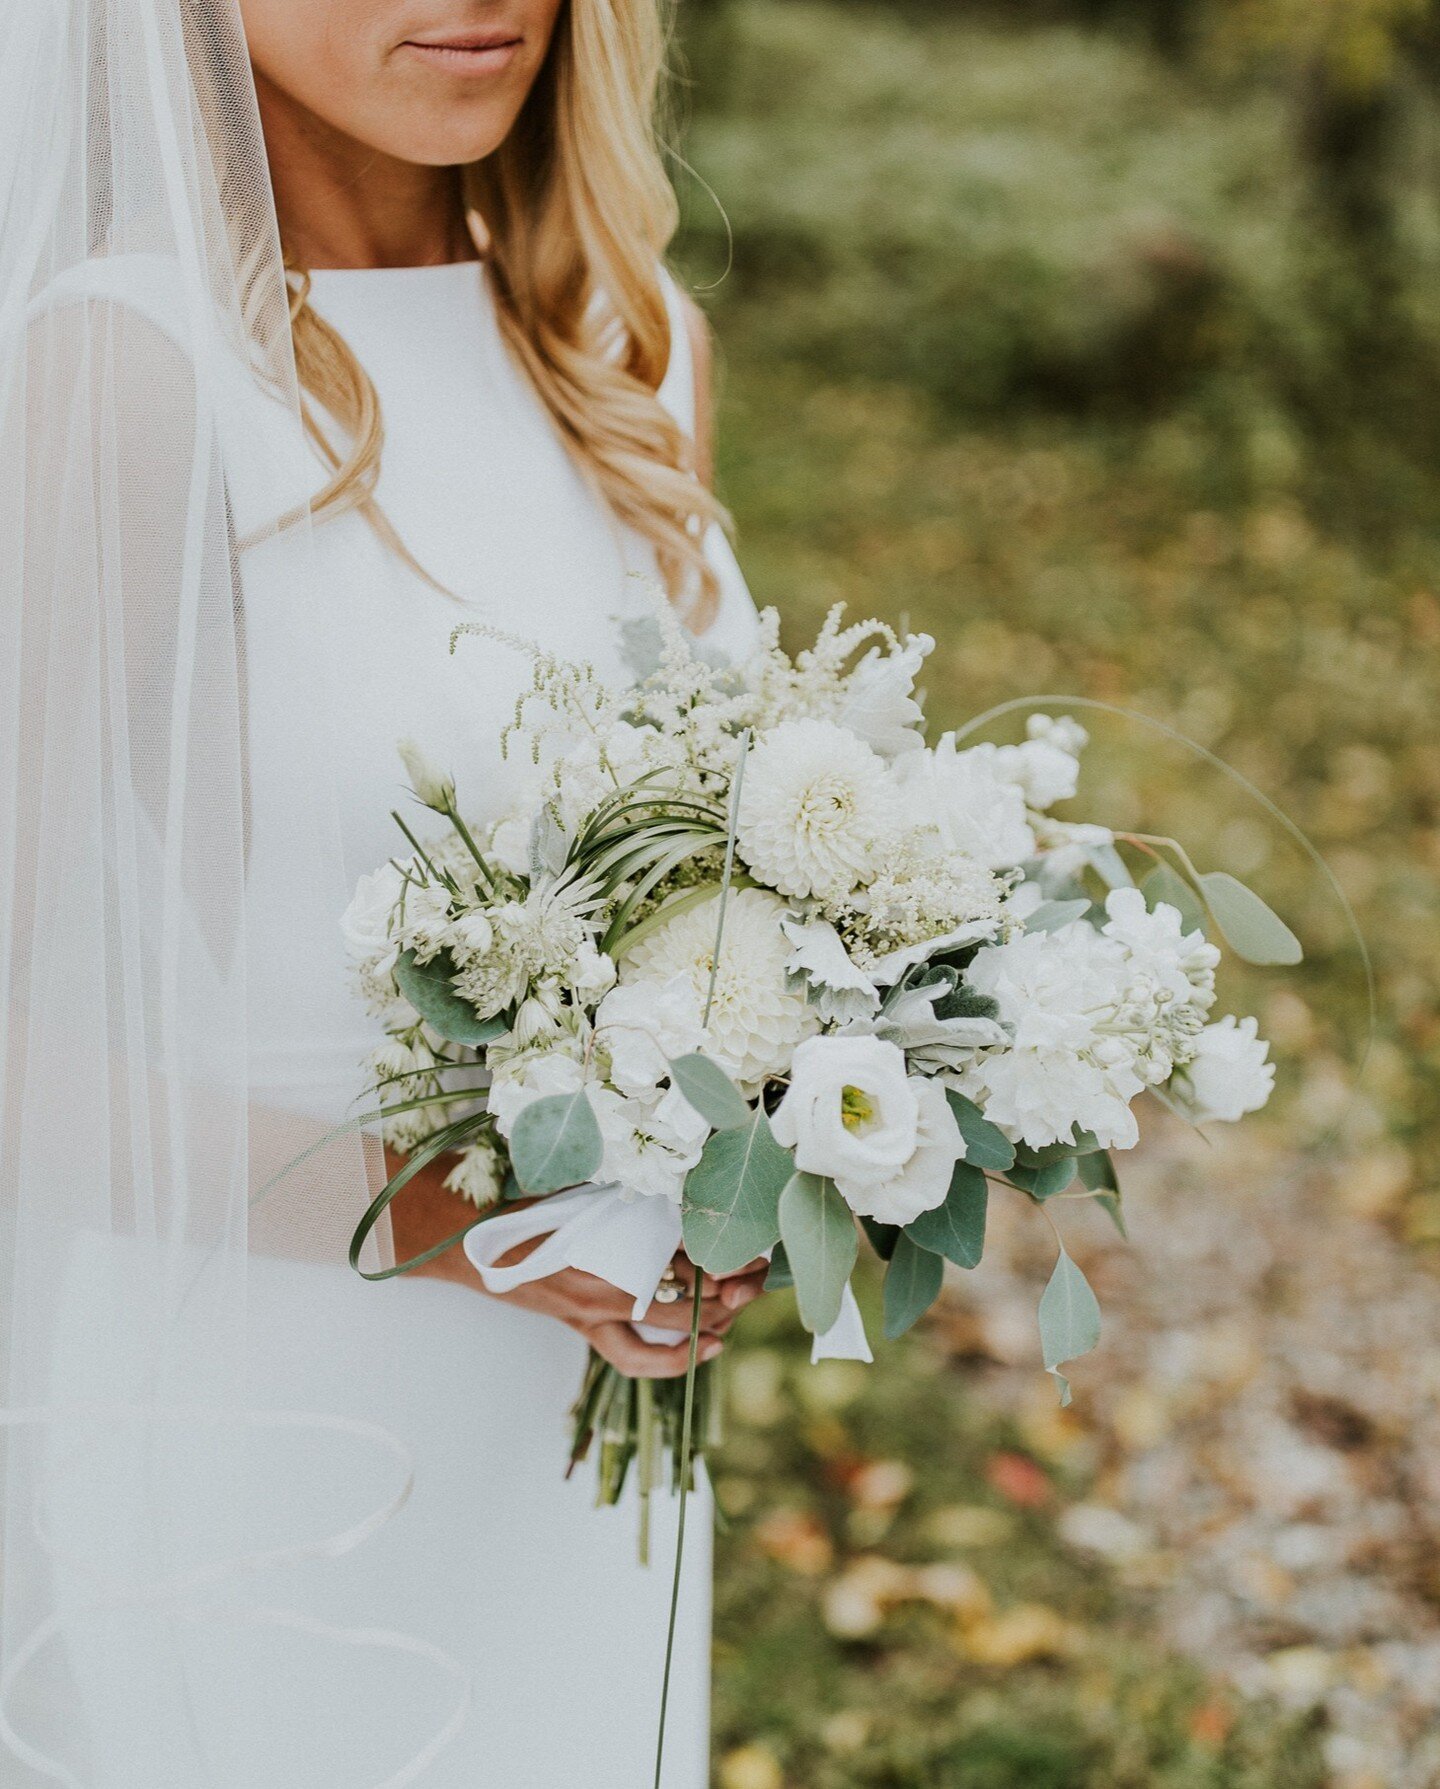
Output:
[{"xmin": 0, "ymin": 2, "xmax": 466, "ymax": 1780}]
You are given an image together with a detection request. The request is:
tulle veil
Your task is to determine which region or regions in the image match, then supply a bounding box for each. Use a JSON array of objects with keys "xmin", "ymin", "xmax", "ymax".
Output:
[{"xmin": 0, "ymin": 1, "xmax": 468, "ymax": 1780}]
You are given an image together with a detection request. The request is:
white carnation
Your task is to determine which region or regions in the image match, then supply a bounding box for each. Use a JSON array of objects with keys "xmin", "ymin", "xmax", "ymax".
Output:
[
  {"xmin": 622, "ymin": 888, "xmax": 819, "ymax": 1092},
  {"xmin": 892, "ymin": 736, "xmax": 1036, "ymax": 871},
  {"xmin": 735, "ymin": 719, "xmax": 890, "ymax": 901},
  {"xmin": 771, "ymin": 1035, "xmax": 961, "ymax": 1226},
  {"xmin": 1180, "ymin": 1016, "xmax": 1275, "ymax": 1123}
]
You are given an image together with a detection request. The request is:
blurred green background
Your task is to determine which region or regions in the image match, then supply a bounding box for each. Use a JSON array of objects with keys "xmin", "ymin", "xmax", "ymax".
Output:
[{"xmin": 667, "ymin": 3, "xmax": 1440, "ymax": 1784}]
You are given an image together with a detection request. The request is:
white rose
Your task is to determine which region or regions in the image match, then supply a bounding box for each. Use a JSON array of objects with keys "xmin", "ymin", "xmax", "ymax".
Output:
[
  {"xmin": 341, "ymin": 863, "xmax": 406, "ymax": 973},
  {"xmin": 771, "ymin": 1035, "xmax": 962, "ymax": 1224},
  {"xmin": 1182, "ymin": 1016, "xmax": 1275, "ymax": 1123}
]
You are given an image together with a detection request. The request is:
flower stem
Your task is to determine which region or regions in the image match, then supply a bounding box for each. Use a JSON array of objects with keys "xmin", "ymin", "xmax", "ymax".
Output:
[{"xmin": 653, "ymin": 1267, "xmax": 705, "ymax": 1789}]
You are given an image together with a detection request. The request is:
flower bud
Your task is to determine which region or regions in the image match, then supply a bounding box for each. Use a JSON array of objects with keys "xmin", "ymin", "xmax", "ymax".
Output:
[{"xmin": 398, "ymin": 737, "xmax": 455, "ymax": 812}]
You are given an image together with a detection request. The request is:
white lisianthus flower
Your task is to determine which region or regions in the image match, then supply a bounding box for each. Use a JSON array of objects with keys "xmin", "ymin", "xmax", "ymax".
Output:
[
  {"xmin": 342, "ymin": 863, "xmax": 406, "ymax": 978},
  {"xmin": 622, "ymin": 888, "xmax": 819, "ymax": 1092},
  {"xmin": 989, "ymin": 714, "xmax": 1088, "ymax": 812},
  {"xmin": 955, "ymin": 926, "xmax": 1146, "ymax": 1149},
  {"xmin": 594, "ymin": 1082, "xmax": 710, "ymax": 1203},
  {"xmin": 595, "ymin": 975, "xmax": 707, "ymax": 1096},
  {"xmin": 771, "ymin": 1035, "xmax": 961, "ymax": 1226},
  {"xmin": 397, "ymin": 737, "xmax": 455, "ymax": 813},
  {"xmin": 1181, "ymin": 1016, "xmax": 1275, "ymax": 1123},
  {"xmin": 892, "ymin": 736, "xmax": 1036, "ymax": 871},
  {"xmin": 735, "ymin": 719, "xmax": 890, "ymax": 901}
]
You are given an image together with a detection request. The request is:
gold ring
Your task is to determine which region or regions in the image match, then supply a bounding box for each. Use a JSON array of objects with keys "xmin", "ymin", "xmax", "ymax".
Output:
[{"xmin": 653, "ymin": 1267, "xmax": 684, "ymax": 1305}]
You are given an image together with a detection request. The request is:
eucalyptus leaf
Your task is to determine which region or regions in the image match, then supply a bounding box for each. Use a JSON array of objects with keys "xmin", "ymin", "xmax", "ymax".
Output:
[
  {"xmin": 1078, "ymin": 1150, "xmax": 1126, "ymax": 1237},
  {"xmin": 883, "ymin": 1235, "xmax": 946, "ymax": 1339},
  {"xmin": 1141, "ymin": 864, "xmax": 1208, "ymax": 936},
  {"xmin": 508, "ymin": 1088, "xmax": 603, "ymax": 1196},
  {"xmin": 1199, "ymin": 871, "xmax": 1303, "ymax": 966},
  {"xmin": 944, "ymin": 1090, "xmax": 1015, "ymax": 1172},
  {"xmin": 860, "ymin": 1215, "xmax": 900, "ymax": 1261},
  {"xmin": 667, "ymin": 1053, "xmax": 752, "ymax": 1132},
  {"xmin": 763, "ymin": 1242, "xmax": 794, "ymax": 1292},
  {"xmin": 681, "ymin": 1113, "xmax": 792, "ymax": 1274},
  {"xmin": 778, "ymin": 1172, "xmax": 858, "ymax": 1335},
  {"xmin": 1022, "ymin": 898, "xmax": 1092, "ymax": 935},
  {"xmin": 1008, "ymin": 1156, "xmax": 1078, "ymax": 1200},
  {"xmin": 1038, "ymin": 1246, "xmax": 1102, "ymax": 1407},
  {"xmin": 904, "ymin": 1160, "xmax": 988, "ymax": 1268},
  {"xmin": 394, "ymin": 949, "xmax": 506, "ymax": 1048}
]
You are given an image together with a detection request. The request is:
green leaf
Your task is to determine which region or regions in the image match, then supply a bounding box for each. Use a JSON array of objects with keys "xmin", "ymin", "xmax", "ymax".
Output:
[
  {"xmin": 667, "ymin": 1053, "xmax": 752, "ymax": 1132},
  {"xmin": 508, "ymin": 1089, "xmax": 604, "ymax": 1195},
  {"xmin": 394, "ymin": 949, "xmax": 507, "ymax": 1047},
  {"xmin": 860, "ymin": 1215, "xmax": 900, "ymax": 1260},
  {"xmin": 778, "ymin": 1172, "xmax": 858, "ymax": 1335},
  {"xmin": 1198, "ymin": 871, "xmax": 1303, "ymax": 967},
  {"xmin": 944, "ymin": 1090, "xmax": 1015, "ymax": 1171},
  {"xmin": 1038, "ymin": 1247, "xmax": 1102, "ymax": 1407},
  {"xmin": 1078, "ymin": 1149, "xmax": 1126, "ymax": 1238},
  {"xmin": 681, "ymin": 1113, "xmax": 792, "ymax": 1274},
  {"xmin": 763, "ymin": 1241, "xmax": 794, "ymax": 1291},
  {"xmin": 1022, "ymin": 898, "xmax": 1091, "ymax": 934},
  {"xmin": 1141, "ymin": 864, "xmax": 1208, "ymax": 936},
  {"xmin": 883, "ymin": 1235, "xmax": 946, "ymax": 1339},
  {"xmin": 904, "ymin": 1160, "xmax": 988, "ymax": 1268},
  {"xmin": 1008, "ymin": 1156, "xmax": 1078, "ymax": 1200}
]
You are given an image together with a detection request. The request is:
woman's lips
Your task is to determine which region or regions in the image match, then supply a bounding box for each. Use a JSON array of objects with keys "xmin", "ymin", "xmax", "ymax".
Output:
[{"xmin": 399, "ymin": 36, "xmax": 522, "ymax": 74}]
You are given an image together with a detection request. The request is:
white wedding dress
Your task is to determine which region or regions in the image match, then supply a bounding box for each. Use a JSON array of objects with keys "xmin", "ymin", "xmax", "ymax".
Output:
[{"xmin": 35, "ymin": 255, "xmax": 757, "ymax": 1788}]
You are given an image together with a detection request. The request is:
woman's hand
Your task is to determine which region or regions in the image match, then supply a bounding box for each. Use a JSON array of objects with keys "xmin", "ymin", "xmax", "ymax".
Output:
[{"xmin": 384, "ymin": 1144, "xmax": 768, "ymax": 1378}]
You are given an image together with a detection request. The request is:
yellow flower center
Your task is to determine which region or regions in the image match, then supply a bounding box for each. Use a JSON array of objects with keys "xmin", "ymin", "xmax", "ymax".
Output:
[{"xmin": 840, "ymin": 1084, "xmax": 875, "ymax": 1131}]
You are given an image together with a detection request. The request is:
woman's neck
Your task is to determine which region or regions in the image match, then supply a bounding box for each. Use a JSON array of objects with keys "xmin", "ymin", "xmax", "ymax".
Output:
[{"xmin": 255, "ymin": 73, "xmax": 477, "ymax": 270}]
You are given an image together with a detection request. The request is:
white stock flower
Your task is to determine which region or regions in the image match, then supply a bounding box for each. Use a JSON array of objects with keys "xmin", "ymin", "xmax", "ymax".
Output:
[
  {"xmin": 1181, "ymin": 1016, "xmax": 1275, "ymax": 1123},
  {"xmin": 989, "ymin": 714, "xmax": 1088, "ymax": 811},
  {"xmin": 622, "ymin": 888, "xmax": 818, "ymax": 1092},
  {"xmin": 955, "ymin": 926, "xmax": 1146, "ymax": 1150},
  {"xmin": 892, "ymin": 736, "xmax": 1036, "ymax": 871},
  {"xmin": 595, "ymin": 1082, "xmax": 710, "ymax": 1203},
  {"xmin": 1101, "ymin": 887, "xmax": 1219, "ymax": 1008},
  {"xmin": 487, "ymin": 1052, "xmax": 588, "ymax": 1141},
  {"xmin": 771, "ymin": 1035, "xmax": 961, "ymax": 1226},
  {"xmin": 595, "ymin": 975, "xmax": 707, "ymax": 1096},
  {"xmin": 735, "ymin": 719, "xmax": 890, "ymax": 901}
]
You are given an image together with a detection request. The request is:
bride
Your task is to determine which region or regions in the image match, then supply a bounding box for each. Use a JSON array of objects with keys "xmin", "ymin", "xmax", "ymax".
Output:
[{"xmin": 1, "ymin": 0, "xmax": 768, "ymax": 1782}]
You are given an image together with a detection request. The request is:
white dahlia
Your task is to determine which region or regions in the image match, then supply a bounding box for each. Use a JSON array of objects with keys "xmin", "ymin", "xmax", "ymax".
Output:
[
  {"xmin": 621, "ymin": 888, "xmax": 819, "ymax": 1092},
  {"xmin": 735, "ymin": 719, "xmax": 890, "ymax": 901}
]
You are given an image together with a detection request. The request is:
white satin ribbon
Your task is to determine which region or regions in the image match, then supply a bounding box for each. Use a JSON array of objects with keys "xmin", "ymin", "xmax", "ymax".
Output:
[{"xmin": 463, "ymin": 1184, "xmax": 873, "ymax": 1363}]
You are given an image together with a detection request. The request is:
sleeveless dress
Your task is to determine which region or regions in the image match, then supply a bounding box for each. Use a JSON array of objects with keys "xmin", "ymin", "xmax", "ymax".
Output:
[
  {"xmin": 34, "ymin": 255, "xmax": 758, "ymax": 1788},
  {"xmin": 240, "ymin": 261, "xmax": 759, "ymax": 1788}
]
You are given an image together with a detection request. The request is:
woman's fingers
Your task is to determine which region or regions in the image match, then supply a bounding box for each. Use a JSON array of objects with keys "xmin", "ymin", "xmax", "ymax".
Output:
[
  {"xmin": 586, "ymin": 1321, "xmax": 723, "ymax": 1380},
  {"xmin": 639, "ymin": 1292, "xmax": 737, "ymax": 1335}
]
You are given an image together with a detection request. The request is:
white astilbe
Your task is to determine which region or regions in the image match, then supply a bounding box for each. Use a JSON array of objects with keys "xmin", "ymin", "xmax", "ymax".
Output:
[
  {"xmin": 622, "ymin": 888, "xmax": 819, "ymax": 1093},
  {"xmin": 735, "ymin": 719, "xmax": 890, "ymax": 902},
  {"xmin": 824, "ymin": 826, "xmax": 1009, "ymax": 972}
]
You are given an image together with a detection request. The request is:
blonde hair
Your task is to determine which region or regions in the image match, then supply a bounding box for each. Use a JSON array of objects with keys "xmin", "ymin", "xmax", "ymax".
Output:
[{"xmin": 284, "ymin": 0, "xmax": 726, "ymax": 625}]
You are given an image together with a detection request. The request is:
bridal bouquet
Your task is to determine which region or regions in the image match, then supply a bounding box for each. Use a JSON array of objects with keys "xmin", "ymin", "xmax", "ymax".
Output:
[{"xmin": 343, "ymin": 605, "xmax": 1298, "ymax": 1528}]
